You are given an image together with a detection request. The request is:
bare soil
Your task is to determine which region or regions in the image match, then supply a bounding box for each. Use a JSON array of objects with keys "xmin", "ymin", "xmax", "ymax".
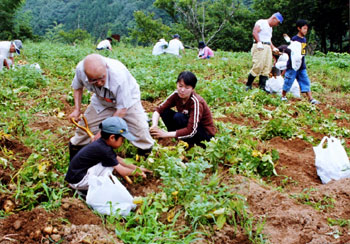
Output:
[
  {"xmin": 0, "ymin": 198, "xmax": 122, "ymax": 244},
  {"xmin": 126, "ymin": 175, "xmax": 162, "ymax": 197},
  {"xmin": 0, "ymin": 137, "xmax": 31, "ymax": 185},
  {"xmin": 266, "ymin": 137, "xmax": 321, "ymax": 192},
  {"xmin": 142, "ymin": 99, "xmax": 163, "ymax": 113},
  {"xmin": 1, "ymin": 92, "xmax": 350, "ymax": 243}
]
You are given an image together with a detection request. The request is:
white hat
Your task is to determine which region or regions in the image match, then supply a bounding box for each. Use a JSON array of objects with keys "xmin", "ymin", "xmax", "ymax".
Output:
[{"xmin": 12, "ymin": 40, "xmax": 22, "ymax": 55}]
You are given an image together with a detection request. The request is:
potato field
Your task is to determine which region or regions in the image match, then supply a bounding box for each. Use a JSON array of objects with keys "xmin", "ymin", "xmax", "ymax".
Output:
[{"xmin": 0, "ymin": 42, "xmax": 350, "ymax": 243}]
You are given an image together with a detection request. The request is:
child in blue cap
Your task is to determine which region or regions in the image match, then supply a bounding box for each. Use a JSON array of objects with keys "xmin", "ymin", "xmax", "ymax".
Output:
[{"xmin": 65, "ymin": 116, "xmax": 152, "ymax": 191}]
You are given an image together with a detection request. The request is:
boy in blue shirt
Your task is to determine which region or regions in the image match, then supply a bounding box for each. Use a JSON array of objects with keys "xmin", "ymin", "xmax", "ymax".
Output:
[
  {"xmin": 281, "ymin": 19, "xmax": 320, "ymax": 104},
  {"xmin": 65, "ymin": 116, "xmax": 152, "ymax": 190}
]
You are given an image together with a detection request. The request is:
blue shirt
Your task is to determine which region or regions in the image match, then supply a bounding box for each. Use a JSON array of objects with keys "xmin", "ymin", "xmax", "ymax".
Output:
[{"xmin": 65, "ymin": 138, "xmax": 119, "ymax": 184}]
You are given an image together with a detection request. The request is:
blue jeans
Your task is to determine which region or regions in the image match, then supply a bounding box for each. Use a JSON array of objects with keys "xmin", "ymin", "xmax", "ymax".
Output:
[{"xmin": 283, "ymin": 68, "xmax": 310, "ymax": 93}]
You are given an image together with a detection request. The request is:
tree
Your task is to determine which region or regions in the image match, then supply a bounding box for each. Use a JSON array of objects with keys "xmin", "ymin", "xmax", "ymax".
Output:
[
  {"xmin": 21, "ymin": 0, "xmax": 169, "ymax": 40},
  {"xmin": 130, "ymin": 11, "xmax": 171, "ymax": 45},
  {"xmin": 59, "ymin": 29, "xmax": 92, "ymax": 44},
  {"xmin": 154, "ymin": 0, "xmax": 239, "ymax": 45},
  {"xmin": 211, "ymin": 5, "xmax": 256, "ymax": 51},
  {"xmin": 252, "ymin": 0, "xmax": 349, "ymax": 53},
  {"xmin": 0, "ymin": 0, "xmax": 24, "ymax": 39}
]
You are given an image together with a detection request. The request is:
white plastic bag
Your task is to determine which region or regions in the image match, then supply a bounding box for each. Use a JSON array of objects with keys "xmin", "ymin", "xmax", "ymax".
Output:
[
  {"xmin": 313, "ymin": 136, "xmax": 350, "ymax": 184},
  {"xmin": 288, "ymin": 41, "xmax": 302, "ymax": 71},
  {"xmin": 290, "ymin": 80, "xmax": 301, "ymax": 98},
  {"xmin": 86, "ymin": 173, "xmax": 136, "ymax": 216},
  {"xmin": 265, "ymin": 76, "xmax": 300, "ymax": 98},
  {"xmin": 275, "ymin": 53, "xmax": 289, "ymax": 70}
]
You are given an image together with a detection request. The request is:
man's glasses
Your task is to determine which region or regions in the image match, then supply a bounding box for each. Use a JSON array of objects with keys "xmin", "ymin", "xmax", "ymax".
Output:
[{"xmin": 88, "ymin": 74, "xmax": 105, "ymax": 84}]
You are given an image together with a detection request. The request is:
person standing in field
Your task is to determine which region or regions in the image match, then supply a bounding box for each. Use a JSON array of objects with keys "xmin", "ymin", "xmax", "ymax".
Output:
[
  {"xmin": 246, "ymin": 12, "xmax": 283, "ymax": 91},
  {"xmin": 96, "ymin": 37, "xmax": 113, "ymax": 51},
  {"xmin": 281, "ymin": 19, "xmax": 320, "ymax": 104},
  {"xmin": 198, "ymin": 41, "xmax": 214, "ymax": 59},
  {"xmin": 0, "ymin": 40, "xmax": 22, "ymax": 70},
  {"xmin": 68, "ymin": 54, "xmax": 154, "ymax": 160},
  {"xmin": 165, "ymin": 34, "xmax": 185, "ymax": 57}
]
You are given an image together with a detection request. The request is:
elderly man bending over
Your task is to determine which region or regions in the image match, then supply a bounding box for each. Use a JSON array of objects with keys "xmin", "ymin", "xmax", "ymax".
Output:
[{"xmin": 68, "ymin": 54, "xmax": 154, "ymax": 160}]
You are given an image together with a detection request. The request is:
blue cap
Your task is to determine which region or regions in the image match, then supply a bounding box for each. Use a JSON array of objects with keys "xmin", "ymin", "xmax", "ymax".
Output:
[
  {"xmin": 274, "ymin": 12, "xmax": 283, "ymax": 23},
  {"xmin": 173, "ymin": 34, "xmax": 180, "ymax": 39},
  {"xmin": 101, "ymin": 117, "xmax": 136, "ymax": 141}
]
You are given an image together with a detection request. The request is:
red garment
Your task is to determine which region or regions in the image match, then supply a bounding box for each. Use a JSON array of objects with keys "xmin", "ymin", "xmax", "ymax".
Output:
[{"xmin": 156, "ymin": 91, "xmax": 216, "ymax": 139}]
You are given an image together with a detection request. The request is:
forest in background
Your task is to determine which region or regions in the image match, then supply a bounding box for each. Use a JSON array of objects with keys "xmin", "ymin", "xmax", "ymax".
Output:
[{"xmin": 1, "ymin": 0, "xmax": 349, "ymax": 52}]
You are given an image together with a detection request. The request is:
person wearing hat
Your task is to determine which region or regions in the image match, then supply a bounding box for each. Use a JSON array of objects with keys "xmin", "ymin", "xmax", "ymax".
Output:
[
  {"xmin": 245, "ymin": 12, "xmax": 283, "ymax": 91},
  {"xmin": 152, "ymin": 38, "xmax": 168, "ymax": 55},
  {"xmin": 65, "ymin": 116, "xmax": 152, "ymax": 191},
  {"xmin": 0, "ymin": 40, "xmax": 22, "ymax": 70},
  {"xmin": 165, "ymin": 34, "xmax": 185, "ymax": 56},
  {"xmin": 96, "ymin": 37, "xmax": 113, "ymax": 51},
  {"xmin": 198, "ymin": 41, "xmax": 214, "ymax": 59},
  {"xmin": 68, "ymin": 54, "xmax": 154, "ymax": 160}
]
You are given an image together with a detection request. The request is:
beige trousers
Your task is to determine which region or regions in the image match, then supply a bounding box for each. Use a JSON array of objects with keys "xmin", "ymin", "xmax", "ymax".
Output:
[
  {"xmin": 70, "ymin": 101, "xmax": 154, "ymax": 149},
  {"xmin": 250, "ymin": 44, "xmax": 272, "ymax": 77}
]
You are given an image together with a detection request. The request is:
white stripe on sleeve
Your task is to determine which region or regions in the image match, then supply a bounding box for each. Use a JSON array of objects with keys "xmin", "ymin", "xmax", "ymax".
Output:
[{"xmin": 178, "ymin": 95, "xmax": 199, "ymax": 139}]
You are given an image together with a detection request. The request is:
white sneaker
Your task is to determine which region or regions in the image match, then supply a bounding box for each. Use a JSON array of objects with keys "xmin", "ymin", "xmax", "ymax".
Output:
[
  {"xmin": 310, "ymin": 99, "xmax": 320, "ymax": 104},
  {"xmin": 281, "ymin": 97, "xmax": 288, "ymax": 102}
]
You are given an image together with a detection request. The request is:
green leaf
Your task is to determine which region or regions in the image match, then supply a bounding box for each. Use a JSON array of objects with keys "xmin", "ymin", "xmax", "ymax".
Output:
[{"xmin": 216, "ymin": 214, "xmax": 226, "ymax": 230}]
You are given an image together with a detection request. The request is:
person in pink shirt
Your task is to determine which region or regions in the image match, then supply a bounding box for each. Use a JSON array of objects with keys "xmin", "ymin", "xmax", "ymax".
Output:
[{"xmin": 198, "ymin": 41, "xmax": 214, "ymax": 59}]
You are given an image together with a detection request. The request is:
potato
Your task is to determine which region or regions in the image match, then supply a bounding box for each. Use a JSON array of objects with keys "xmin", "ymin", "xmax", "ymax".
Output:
[
  {"xmin": 43, "ymin": 225, "xmax": 53, "ymax": 235},
  {"xmin": 3, "ymin": 199, "xmax": 15, "ymax": 212}
]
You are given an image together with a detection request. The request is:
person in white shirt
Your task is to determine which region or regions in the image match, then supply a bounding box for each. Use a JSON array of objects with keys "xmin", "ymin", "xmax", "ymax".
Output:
[
  {"xmin": 152, "ymin": 38, "xmax": 168, "ymax": 55},
  {"xmin": 165, "ymin": 34, "xmax": 185, "ymax": 57},
  {"xmin": 96, "ymin": 37, "xmax": 112, "ymax": 51},
  {"xmin": 68, "ymin": 54, "xmax": 154, "ymax": 160},
  {"xmin": 0, "ymin": 40, "xmax": 22, "ymax": 70},
  {"xmin": 246, "ymin": 12, "xmax": 283, "ymax": 91}
]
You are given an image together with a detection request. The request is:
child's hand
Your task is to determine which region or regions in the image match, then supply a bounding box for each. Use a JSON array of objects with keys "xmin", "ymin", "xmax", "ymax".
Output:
[
  {"xmin": 133, "ymin": 167, "xmax": 152, "ymax": 178},
  {"xmin": 140, "ymin": 167, "xmax": 153, "ymax": 174},
  {"xmin": 283, "ymin": 34, "xmax": 291, "ymax": 43}
]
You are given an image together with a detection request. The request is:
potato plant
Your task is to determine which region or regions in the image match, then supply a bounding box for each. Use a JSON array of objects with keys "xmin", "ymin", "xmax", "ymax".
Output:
[{"xmin": 0, "ymin": 41, "xmax": 349, "ymax": 243}]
